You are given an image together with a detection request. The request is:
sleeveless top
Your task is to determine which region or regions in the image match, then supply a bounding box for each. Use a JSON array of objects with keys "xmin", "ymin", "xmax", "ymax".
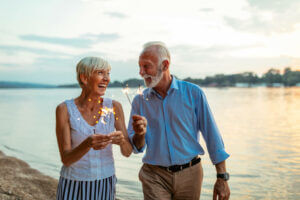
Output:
[{"xmin": 60, "ymin": 98, "xmax": 115, "ymax": 181}]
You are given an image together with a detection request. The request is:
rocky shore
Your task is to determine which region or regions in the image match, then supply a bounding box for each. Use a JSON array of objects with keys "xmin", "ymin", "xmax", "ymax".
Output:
[{"xmin": 0, "ymin": 151, "xmax": 58, "ymax": 200}]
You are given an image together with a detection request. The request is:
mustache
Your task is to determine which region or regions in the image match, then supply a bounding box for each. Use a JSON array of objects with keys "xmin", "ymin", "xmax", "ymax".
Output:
[{"xmin": 143, "ymin": 74, "xmax": 154, "ymax": 79}]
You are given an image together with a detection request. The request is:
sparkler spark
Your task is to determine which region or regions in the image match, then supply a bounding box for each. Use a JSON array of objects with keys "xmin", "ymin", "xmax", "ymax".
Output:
[
  {"xmin": 88, "ymin": 98, "xmax": 116, "ymax": 127},
  {"xmin": 100, "ymin": 117, "xmax": 107, "ymax": 124},
  {"xmin": 136, "ymin": 85, "xmax": 143, "ymax": 95},
  {"xmin": 98, "ymin": 106, "xmax": 115, "ymax": 124},
  {"xmin": 137, "ymin": 85, "xmax": 149, "ymax": 101}
]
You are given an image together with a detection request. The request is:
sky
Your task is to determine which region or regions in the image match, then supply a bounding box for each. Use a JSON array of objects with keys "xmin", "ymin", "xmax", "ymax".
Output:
[{"xmin": 0, "ymin": 0, "xmax": 299, "ymax": 84}]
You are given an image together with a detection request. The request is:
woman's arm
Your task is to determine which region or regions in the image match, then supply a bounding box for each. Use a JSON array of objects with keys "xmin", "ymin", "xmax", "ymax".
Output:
[
  {"xmin": 112, "ymin": 100, "xmax": 133, "ymax": 157},
  {"xmin": 56, "ymin": 103, "xmax": 111, "ymax": 166}
]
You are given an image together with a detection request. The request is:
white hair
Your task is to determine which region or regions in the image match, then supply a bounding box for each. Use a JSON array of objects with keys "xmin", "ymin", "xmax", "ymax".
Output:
[
  {"xmin": 76, "ymin": 56, "xmax": 111, "ymax": 87},
  {"xmin": 142, "ymin": 41, "xmax": 171, "ymax": 64}
]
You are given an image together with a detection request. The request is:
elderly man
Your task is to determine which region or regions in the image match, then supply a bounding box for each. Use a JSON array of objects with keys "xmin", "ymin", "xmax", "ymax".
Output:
[{"xmin": 129, "ymin": 42, "xmax": 230, "ymax": 200}]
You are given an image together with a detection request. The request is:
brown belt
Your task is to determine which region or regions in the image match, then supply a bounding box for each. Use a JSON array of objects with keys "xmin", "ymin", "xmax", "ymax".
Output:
[{"xmin": 159, "ymin": 156, "xmax": 201, "ymax": 173}]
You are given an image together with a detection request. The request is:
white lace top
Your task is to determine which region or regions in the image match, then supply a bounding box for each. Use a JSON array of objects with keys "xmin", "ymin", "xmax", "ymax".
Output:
[{"xmin": 60, "ymin": 98, "xmax": 115, "ymax": 181}]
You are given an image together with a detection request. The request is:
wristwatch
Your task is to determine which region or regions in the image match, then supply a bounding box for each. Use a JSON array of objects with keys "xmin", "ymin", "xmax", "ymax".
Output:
[{"xmin": 217, "ymin": 172, "xmax": 230, "ymax": 181}]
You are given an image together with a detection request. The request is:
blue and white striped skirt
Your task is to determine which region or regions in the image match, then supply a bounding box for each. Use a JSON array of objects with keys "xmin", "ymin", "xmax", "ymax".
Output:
[{"xmin": 56, "ymin": 175, "xmax": 116, "ymax": 200}]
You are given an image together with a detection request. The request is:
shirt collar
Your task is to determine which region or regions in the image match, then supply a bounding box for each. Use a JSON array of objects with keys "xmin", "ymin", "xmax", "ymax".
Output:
[
  {"xmin": 169, "ymin": 75, "xmax": 179, "ymax": 91},
  {"xmin": 148, "ymin": 75, "xmax": 179, "ymax": 98}
]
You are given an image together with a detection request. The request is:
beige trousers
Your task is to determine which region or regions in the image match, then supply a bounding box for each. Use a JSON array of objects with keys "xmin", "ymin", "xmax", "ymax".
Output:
[{"xmin": 139, "ymin": 162, "xmax": 203, "ymax": 200}]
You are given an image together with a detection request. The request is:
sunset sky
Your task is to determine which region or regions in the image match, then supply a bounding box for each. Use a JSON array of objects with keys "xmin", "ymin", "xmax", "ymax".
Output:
[{"xmin": 0, "ymin": 0, "xmax": 299, "ymax": 84}]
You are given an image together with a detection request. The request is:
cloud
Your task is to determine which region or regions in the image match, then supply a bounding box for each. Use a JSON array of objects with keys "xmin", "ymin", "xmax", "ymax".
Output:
[
  {"xmin": 199, "ymin": 8, "xmax": 214, "ymax": 12},
  {"xmin": 80, "ymin": 0, "xmax": 109, "ymax": 2},
  {"xmin": 81, "ymin": 33, "xmax": 120, "ymax": 41},
  {"xmin": 0, "ymin": 63, "xmax": 19, "ymax": 68},
  {"xmin": 19, "ymin": 33, "xmax": 120, "ymax": 48},
  {"xmin": 0, "ymin": 46, "xmax": 138, "ymax": 83},
  {"xmin": 247, "ymin": 0, "xmax": 299, "ymax": 12},
  {"xmin": 167, "ymin": 44, "xmax": 297, "ymax": 77},
  {"xmin": 0, "ymin": 45, "xmax": 69, "ymax": 56},
  {"xmin": 170, "ymin": 44, "xmax": 263, "ymax": 60},
  {"xmin": 224, "ymin": 13, "xmax": 300, "ymax": 34},
  {"xmin": 171, "ymin": 55, "xmax": 297, "ymax": 79},
  {"xmin": 104, "ymin": 12, "xmax": 128, "ymax": 18},
  {"xmin": 224, "ymin": 0, "xmax": 300, "ymax": 34}
]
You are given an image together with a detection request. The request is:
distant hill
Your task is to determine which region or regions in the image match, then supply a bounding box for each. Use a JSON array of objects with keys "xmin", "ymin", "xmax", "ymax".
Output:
[
  {"xmin": 57, "ymin": 78, "xmax": 145, "ymax": 88},
  {"xmin": 0, "ymin": 79, "xmax": 145, "ymax": 89},
  {"xmin": 0, "ymin": 81, "xmax": 56, "ymax": 88},
  {"xmin": 57, "ymin": 83, "xmax": 79, "ymax": 88}
]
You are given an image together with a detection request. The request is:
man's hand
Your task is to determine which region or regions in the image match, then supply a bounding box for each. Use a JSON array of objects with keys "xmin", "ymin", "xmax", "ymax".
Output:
[
  {"xmin": 132, "ymin": 115, "xmax": 147, "ymax": 150},
  {"xmin": 213, "ymin": 179, "xmax": 230, "ymax": 200},
  {"xmin": 132, "ymin": 115, "xmax": 147, "ymax": 136}
]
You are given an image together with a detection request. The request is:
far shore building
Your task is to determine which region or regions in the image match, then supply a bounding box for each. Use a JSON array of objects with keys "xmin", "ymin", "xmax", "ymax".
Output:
[
  {"xmin": 235, "ymin": 83, "xmax": 249, "ymax": 87},
  {"xmin": 271, "ymin": 83, "xmax": 284, "ymax": 87},
  {"xmin": 235, "ymin": 82, "xmax": 268, "ymax": 87}
]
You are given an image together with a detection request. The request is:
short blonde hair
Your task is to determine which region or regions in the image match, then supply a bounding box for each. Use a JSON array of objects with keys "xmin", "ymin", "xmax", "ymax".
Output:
[
  {"xmin": 76, "ymin": 57, "xmax": 111, "ymax": 87},
  {"xmin": 142, "ymin": 41, "xmax": 171, "ymax": 64}
]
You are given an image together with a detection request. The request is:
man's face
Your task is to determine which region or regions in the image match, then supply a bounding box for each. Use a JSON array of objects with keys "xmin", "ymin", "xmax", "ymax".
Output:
[{"xmin": 139, "ymin": 51, "xmax": 163, "ymax": 88}]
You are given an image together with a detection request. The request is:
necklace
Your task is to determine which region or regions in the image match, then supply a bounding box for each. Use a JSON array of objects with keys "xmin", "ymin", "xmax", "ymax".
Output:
[{"xmin": 87, "ymin": 97, "xmax": 103, "ymax": 125}]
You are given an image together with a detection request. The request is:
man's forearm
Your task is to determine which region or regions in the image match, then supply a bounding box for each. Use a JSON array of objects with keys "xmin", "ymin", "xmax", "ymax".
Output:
[
  {"xmin": 215, "ymin": 160, "xmax": 227, "ymax": 173},
  {"xmin": 133, "ymin": 134, "xmax": 145, "ymax": 150}
]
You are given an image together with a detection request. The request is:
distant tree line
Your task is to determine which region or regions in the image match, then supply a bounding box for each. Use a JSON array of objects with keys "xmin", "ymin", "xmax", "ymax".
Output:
[
  {"xmin": 183, "ymin": 67, "xmax": 300, "ymax": 87},
  {"xmin": 56, "ymin": 67, "xmax": 300, "ymax": 88},
  {"xmin": 109, "ymin": 78, "xmax": 144, "ymax": 87},
  {"xmin": 56, "ymin": 78, "xmax": 145, "ymax": 88}
]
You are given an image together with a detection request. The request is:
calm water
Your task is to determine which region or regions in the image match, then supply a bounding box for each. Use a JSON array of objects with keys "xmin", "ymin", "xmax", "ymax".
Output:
[{"xmin": 0, "ymin": 87, "xmax": 299, "ymax": 200}]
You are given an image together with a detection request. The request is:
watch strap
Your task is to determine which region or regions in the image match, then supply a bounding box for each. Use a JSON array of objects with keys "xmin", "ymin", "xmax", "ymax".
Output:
[{"xmin": 217, "ymin": 172, "xmax": 230, "ymax": 181}]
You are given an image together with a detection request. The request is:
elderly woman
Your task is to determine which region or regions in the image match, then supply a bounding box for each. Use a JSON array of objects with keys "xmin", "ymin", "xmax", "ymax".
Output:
[{"xmin": 55, "ymin": 57, "xmax": 133, "ymax": 200}]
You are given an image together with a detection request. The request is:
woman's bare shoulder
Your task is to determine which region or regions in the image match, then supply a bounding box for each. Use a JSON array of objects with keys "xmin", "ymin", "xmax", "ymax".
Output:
[
  {"xmin": 56, "ymin": 102, "xmax": 68, "ymax": 116},
  {"xmin": 112, "ymin": 99, "xmax": 122, "ymax": 107}
]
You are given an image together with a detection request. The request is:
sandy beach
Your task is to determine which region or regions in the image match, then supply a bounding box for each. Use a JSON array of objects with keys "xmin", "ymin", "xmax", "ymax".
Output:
[{"xmin": 0, "ymin": 151, "xmax": 58, "ymax": 200}]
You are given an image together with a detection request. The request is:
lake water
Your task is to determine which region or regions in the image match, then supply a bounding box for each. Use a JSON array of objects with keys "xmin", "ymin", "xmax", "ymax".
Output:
[{"xmin": 0, "ymin": 87, "xmax": 299, "ymax": 200}]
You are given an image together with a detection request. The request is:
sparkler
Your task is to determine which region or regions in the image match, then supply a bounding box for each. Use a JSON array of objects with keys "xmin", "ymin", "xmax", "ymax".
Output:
[
  {"xmin": 122, "ymin": 84, "xmax": 132, "ymax": 106},
  {"xmin": 122, "ymin": 84, "xmax": 147, "ymax": 111}
]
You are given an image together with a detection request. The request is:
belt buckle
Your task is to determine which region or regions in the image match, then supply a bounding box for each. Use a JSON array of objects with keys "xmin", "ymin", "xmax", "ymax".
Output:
[
  {"xmin": 167, "ymin": 165, "xmax": 184, "ymax": 172},
  {"xmin": 166, "ymin": 167, "xmax": 172, "ymax": 172}
]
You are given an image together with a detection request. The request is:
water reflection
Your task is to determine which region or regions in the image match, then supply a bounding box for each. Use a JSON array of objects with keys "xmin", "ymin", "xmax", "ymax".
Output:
[
  {"xmin": 203, "ymin": 87, "xmax": 300, "ymax": 199},
  {"xmin": 0, "ymin": 88, "xmax": 299, "ymax": 199}
]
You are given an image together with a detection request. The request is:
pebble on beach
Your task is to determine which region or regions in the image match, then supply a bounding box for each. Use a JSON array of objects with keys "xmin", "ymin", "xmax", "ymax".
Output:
[{"xmin": 0, "ymin": 151, "xmax": 58, "ymax": 200}]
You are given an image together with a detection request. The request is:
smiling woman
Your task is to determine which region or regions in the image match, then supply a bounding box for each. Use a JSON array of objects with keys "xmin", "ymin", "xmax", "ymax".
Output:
[{"xmin": 55, "ymin": 57, "xmax": 133, "ymax": 200}]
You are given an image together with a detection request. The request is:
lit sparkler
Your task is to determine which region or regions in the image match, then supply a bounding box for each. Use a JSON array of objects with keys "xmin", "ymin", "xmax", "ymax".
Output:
[
  {"xmin": 122, "ymin": 84, "xmax": 132, "ymax": 105},
  {"xmin": 98, "ymin": 106, "xmax": 115, "ymax": 124}
]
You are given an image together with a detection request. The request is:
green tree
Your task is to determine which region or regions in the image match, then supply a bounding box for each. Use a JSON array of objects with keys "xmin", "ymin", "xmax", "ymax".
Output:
[
  {"xmin": 262, "ymin": 68, "xmax": 282, "ymax": 86},
  {"xmin": 282, "ymin": 67, "xmax": 300, "ymax": 86}
]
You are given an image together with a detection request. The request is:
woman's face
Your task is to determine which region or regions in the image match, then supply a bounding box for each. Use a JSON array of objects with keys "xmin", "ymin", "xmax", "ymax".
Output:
[{"xmin": 87, "ymin": 69, "xmax": 110, "ymax": 96}]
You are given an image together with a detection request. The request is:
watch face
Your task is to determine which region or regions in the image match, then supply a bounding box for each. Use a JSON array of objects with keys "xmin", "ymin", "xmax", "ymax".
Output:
[
  {"xmin": 217, "ymin": 173, "xmax": 230, "ymax": 181},
  {"xmin": 224, "ymin": 173, "xmax": 229, "ymax": 180}
]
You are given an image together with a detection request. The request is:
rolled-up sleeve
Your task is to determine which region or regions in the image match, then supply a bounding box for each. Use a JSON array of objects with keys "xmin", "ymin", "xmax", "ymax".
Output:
[
  {"xmin": 127, "ymin": 95, "xmax": 146, "ymax": 153},
  {"xmin": 196, "ymin": 89, "xmax": 230, "ymax": 165}
]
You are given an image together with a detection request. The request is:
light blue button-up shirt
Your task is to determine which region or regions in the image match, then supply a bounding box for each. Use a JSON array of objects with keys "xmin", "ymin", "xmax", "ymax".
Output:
[{"xmin": 128, "ymin": 76, "xmax": 229, "ymax": 166}]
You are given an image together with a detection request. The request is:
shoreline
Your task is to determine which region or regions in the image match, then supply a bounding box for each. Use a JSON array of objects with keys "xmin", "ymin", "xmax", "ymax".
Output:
[
  {"xmin": 0, "ymin": 151, "xmax": 58, "ymax": 200},
  {"xmin": 0, "ymin": 151, "xmax": 123, "ymax": 200}
]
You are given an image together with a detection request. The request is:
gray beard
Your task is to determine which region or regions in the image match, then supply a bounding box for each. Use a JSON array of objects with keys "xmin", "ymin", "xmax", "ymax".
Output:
[{"xmin": 143, "ymin": 67, "xmax": 163, "ymax": 88}]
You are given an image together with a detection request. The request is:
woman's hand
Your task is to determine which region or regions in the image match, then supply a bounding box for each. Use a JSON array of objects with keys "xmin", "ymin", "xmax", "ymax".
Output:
[
  {"xmin": 87, "ymin": 134, "xmax": 112, "ymax": 150},
  {"xmin": 109, "ymin": 131, "xmax": 125, "ymax": 145}
]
